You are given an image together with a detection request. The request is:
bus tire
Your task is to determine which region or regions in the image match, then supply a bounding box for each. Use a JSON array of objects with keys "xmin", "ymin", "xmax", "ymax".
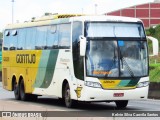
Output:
[
  {"xmin": 13, "ymin": 80, "xmax": 20, "ymax": 100},
  {"xmin": 115, "ymin": 100, "xmax": 128, "ymax": 109},
  {"xmin": 19, "ymin": 80, "xmax": 29, "ymax": 101},
  {"xmin": 64, "ymin": 83, "xmax": 77, "ymax": 108}
]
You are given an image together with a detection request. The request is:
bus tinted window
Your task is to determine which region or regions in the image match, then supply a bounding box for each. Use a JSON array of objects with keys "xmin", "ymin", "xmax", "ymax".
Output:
[
  {"xmin": 10, "ymin": 30, "xmax": 18, "ymax": 50},
  {"xmin": 17, "ymin": 29, "xmax": 26, "ymax": 50},
  {"xmin": 3, "ymin": 30, "xmax": 10, "ymax": 50},
  {"xmin": 4, "ymin": 24, "xmax": 71, "ymax": 50},
  {"xmin": 58, "ymin": 24, "xmax": 71, "ymax": 49},
  {"xmin": 72, "ymin": 22, "xmax": 82, "ymax": 60},
  {"xmin": 47, "ymin": 25, "xmax": 58, "ymax": 49},
  {"xmin": 5, "ymin": 31, "xmax": 10, "ymax": 36},
  {"xmin": 36, "ymin": 26, "xmax": 48, "ymax": 50},
  {"xmin": 72, "ymin": 22, "xmax": 84, "ymax": 80},
  {"xmin": 86, "ymin": 23, "xmax": 145, "ymax": 38},
  {"xmin": 25, "ymin": 27, "xmax": 36, "ymax": 50}
]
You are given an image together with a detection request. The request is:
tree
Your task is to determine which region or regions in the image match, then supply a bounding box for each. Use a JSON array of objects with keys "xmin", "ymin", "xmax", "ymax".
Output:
[{"xmin": 148, "ymin": 27, "xmax": 155, "ymax": 36}]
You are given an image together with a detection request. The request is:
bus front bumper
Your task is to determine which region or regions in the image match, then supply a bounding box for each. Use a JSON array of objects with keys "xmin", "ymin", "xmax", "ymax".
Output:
[{"xmin": 77, "ymin": 85, "xmax": 149, "ymax": 102}]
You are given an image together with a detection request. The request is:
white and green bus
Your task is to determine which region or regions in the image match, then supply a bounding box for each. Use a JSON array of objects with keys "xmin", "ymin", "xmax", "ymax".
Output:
[{"xmin": 2, "ymin": 14, "xmax": 156, "ymax": 108}]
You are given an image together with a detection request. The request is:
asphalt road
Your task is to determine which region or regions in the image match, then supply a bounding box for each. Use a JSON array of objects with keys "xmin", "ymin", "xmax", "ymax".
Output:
[{"xmin": 0, "ymin": 82, "xmax": 160, "ymax": 120}]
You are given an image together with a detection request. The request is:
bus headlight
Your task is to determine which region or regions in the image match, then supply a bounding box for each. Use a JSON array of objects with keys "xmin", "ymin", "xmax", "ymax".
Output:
[
  {"xmin": 85, "ymin": 81, "xmax": 102, "ymax": 88},
  {"xmin": 137, "ymin": 81, "xmax": 150, "ymax": 88}
]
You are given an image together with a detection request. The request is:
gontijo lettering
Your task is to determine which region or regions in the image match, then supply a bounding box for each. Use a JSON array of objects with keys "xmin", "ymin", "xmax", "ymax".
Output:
[{"xmin": 16, "ymin": 54, "xmax": 36, "ymax": 64}]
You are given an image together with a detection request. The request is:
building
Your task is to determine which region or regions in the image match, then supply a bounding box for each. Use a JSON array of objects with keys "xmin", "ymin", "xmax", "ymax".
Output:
[{"xmin": 106, "ymin": 0, "xmax": 160, "ymax": 28}]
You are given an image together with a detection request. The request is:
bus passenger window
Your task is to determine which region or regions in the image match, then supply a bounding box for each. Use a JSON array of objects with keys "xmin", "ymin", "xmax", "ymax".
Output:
[
  {"xmin": 10, "ymin": 30, "xmax": 18, "ymax": 50},
  {"xmin": 17, "ymin": 29, "xmax": 26, "ymax": 50},
  {"xmin": 47, "ymin": 25, "xmax": 58, "ymax": 49},
  {"xmin": 35, "ymin": 26, "xmax": 47, "ymax": 50},
  {"xmin": 12, "ymin": 30, "xmax": 17, "ymax": 36},
  {"xmin": 72, "ymin": 21, "xmax": 84, "ymax": 80},
  {"xmin": 25, "ymin": 28, "xmax": 36, "ymax": 50},
  {"xmin": 5, "ymin": 31, "xmax": 10, "ymax": 36},
  {"xmin": 58, "ymin": 24, "xmax": 71, "ymax": 49},
  {"xmin": 3, "ymin": 31, "xmax": 10, "ymax": 50}
]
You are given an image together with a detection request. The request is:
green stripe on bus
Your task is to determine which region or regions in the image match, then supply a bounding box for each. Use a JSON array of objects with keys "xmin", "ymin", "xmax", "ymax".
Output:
[
  {"xmin": 126, "ymin": 78, "xmax": 139, "ymax": 87},
  {"xmin": 118, "ymin": 80, "xmax": 131, "ymax": 87},
  {"xmin": 34, "ymin": 51, "xmax": 50, "ymax": 87},
  {"xmin": 40, "ymin": 50, "xmax": 59, "ymax": 88}
]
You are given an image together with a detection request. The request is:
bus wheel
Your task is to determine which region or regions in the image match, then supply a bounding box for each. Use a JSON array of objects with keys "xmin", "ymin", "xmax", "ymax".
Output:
[
  {"xmin": 64, "ymin": 83, "xmax": 77, "ymax": 108},
  {"xmin": 13, "ymin": 81, "xmax": 20, "ymax": 100},
  {"xmin": 115, "ymin": 100, "xmax": 128, "ymax": 109},
  {"xmin": 19, "ymin": 80, "xmax": 28, "ymax": 101}
]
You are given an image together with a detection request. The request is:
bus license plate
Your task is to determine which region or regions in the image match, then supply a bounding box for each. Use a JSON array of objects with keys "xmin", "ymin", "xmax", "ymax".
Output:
[{"xmin": 114, "ymin": 93, "xmax": 124, "ymax": 97}]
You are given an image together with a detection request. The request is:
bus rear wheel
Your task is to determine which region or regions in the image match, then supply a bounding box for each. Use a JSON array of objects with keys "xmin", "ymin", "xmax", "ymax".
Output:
[
  {"xmin": 13, "ymin": 81, "xmax": 20, "ymax": 100},
  {"xmin": 19, "ymin": 80, "xmax": 29, "ymax": 101},
  {"xmin": 19, "ymin": 79, "xmax": 38, "ymax": 101},
  {"xmin": 64, "ymin": 83, "xmax": 77, "ymax": 108},
  {"xmin": 115, "ymin": 100, "xmax": 128, "ymax": 109}
]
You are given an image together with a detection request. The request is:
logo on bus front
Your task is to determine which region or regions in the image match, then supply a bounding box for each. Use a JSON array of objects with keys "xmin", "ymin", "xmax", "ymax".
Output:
[
  {"xmin": 103, "ymin": 80, "xmax": 115, "ymax": 84},
  {"xmin": 100, "ymin": 80, "xmax": 120, "ymax": 89}
]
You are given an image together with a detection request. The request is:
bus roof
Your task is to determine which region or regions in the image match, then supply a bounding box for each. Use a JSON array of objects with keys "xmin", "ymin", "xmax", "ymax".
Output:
[
  {"xmin": 71, "ymin": 15, "xmax": 142, "ymax": 23},
  {"xmin": 5, "ymin": 14, "xmax": 142, "ymax": 30}
]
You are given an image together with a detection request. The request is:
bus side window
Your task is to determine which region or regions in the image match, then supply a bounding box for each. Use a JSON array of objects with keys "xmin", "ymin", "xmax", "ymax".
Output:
[
  {"xmin": 72, "ymin": 21, "xmax": 84, "ymax": 80},
  {"xmin": 17, "ymin": 29, "xmax": 26, "ymax": 50},
  {"xmin": 25, "ymin": 27, "xmax": 36, "ymax": 50},
  {"xmin": 35, "ymin": 26, "xmax": 47, "ymax": 50},
  {"xmin": 47, "ymin": 25, "xmax": 58, "ymax": 49},
  {"xmin": 10, "ymin": 30, "xmax": 18, "ymax": 50},
  {"xmin": 3, "ymin": 30, "xmax": 10, "ymax": 50},
  {"xmin": 58, "ymin": 24, "xmax": 71, "ymax": 49}
]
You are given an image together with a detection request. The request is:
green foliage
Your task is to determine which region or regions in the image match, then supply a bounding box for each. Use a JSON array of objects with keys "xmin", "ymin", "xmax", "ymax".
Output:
[
  {"xmin": 149, "ymin": 27, "xmax": 155, "ymax": 36},
  {"xmin": 145, "ymin": 29, "xmax": 150, "ymax": 36},
  {"xmin": 149, "ymin": 64, "xmax": 160, "ymax": 82},
  {"xmin": 145, "ymin": 25, "xmax": 160, "ymax": 52}
]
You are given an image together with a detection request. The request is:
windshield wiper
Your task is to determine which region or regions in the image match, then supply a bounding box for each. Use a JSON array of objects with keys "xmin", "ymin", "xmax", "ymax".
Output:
[{"xmin": 119, "ymin": 49, "xmax": 135, "ymax": 77}]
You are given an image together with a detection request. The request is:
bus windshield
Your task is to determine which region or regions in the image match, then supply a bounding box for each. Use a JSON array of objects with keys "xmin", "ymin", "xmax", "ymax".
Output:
[{"xmin": 85, "ymin": 22, "xmax": 148, "ymax": 78}]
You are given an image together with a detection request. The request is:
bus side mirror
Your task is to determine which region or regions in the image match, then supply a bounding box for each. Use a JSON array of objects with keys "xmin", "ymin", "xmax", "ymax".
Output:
[
  {"xmin": 79, "ymin": 36, "xmax": 87, "ymax": 57},
  {"xmin": 147, "ymin": 36, "xmax": 159, "ymax": 56}
]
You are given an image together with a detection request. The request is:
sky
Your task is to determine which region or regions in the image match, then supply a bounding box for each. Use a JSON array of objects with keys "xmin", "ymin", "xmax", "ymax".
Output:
[{"xmin": 0, "ymin": 0, "xmax": 154, "ymax": 32}]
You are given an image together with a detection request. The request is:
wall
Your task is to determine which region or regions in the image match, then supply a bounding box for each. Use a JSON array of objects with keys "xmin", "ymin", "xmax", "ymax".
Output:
[{"xmin": 107, "ymin": 2, "xmax": 160, "ymax": 28}]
